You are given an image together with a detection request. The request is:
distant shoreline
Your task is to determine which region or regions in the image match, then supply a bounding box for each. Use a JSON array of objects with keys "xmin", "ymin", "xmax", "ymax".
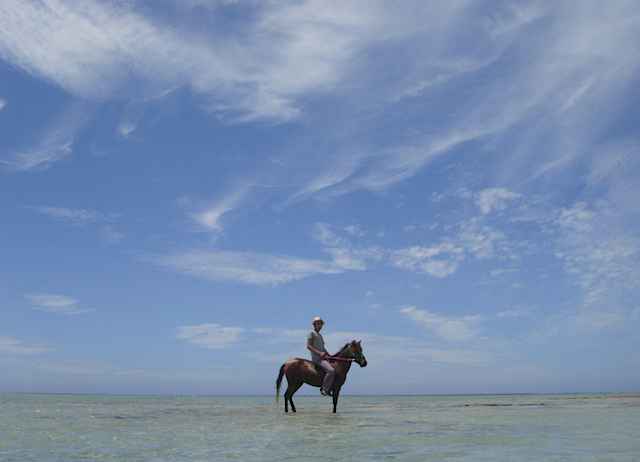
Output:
[{"xmin": 2, "ymin": 391, "xmax": 639, "ymax": 398}]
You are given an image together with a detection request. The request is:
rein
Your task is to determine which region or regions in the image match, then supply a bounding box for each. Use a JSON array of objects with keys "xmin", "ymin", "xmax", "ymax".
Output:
[{"xmin": 327, "ymin": 344, "xmax": 365, "ymax": 363}]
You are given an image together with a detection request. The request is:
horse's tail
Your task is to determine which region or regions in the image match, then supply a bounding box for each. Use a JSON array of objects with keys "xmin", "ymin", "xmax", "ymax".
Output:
[{"xmin": 276, "ymin": 363, "xmax": 285, "ymax": 404}]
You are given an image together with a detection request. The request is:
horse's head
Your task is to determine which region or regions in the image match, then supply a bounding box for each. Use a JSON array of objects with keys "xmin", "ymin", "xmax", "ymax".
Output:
[{"xmin": 348, "ymin": 340, "xmax": 367, "ymax": 367}]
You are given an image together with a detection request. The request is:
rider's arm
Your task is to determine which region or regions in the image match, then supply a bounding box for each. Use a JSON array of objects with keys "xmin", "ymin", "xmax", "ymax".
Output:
[{"xmin": 307, "ymin": 338, "xmax": 327, "ymax": 357}]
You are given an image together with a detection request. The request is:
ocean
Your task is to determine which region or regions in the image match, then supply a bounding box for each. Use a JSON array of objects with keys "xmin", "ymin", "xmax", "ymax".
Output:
[{"xmin": 1, "ymin": 392, "xmax": 639, "ymax": 461}]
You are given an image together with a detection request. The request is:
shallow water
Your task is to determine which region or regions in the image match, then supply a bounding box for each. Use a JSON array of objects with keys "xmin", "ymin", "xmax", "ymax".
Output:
[{"xmin": 1, "ymin": 393, "xmax": 639, "ymax": 461}]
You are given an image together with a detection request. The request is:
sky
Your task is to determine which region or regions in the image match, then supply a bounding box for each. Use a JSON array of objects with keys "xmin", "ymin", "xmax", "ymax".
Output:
[{"xmin": 1, "ymin": 0, "xmax": 640, "ymax": 396}]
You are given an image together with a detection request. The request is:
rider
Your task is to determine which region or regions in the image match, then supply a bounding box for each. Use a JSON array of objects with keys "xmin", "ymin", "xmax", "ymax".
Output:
[{"xmin": 307, "ymin": 316, "xmax": 335, "ymax": 396}]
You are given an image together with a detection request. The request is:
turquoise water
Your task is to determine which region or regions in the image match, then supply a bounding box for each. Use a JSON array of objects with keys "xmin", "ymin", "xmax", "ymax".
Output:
[{"xmin": 1, "ymin": 393, "xmax": 639, "ymax": 461}]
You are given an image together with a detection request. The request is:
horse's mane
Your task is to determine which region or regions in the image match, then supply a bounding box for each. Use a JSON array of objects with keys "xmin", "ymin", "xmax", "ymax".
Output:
[{"xmin": 332, "ymin": 341, "xmax": 354, "ymax": 357}]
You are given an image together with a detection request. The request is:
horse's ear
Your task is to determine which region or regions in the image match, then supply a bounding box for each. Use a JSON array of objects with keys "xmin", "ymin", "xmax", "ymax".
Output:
[{"xmin": 358, "ymin": 340, "xmax": 361, "ymax": 344}]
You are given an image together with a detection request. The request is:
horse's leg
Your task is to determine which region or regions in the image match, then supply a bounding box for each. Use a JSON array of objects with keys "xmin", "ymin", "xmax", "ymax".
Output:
[
  {"xmin": 332, "ymin": 388, "xmax": 341, "ymax": 413},
  {"xmin": 284, "ymin": 380, "xmax": 303, "ymax": 413}
]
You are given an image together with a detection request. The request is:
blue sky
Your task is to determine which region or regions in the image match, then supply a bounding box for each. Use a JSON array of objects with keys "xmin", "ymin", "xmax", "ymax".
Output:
[{"xmin": 1, "ymin": 0, "xmax": 639, "ymax": 396}]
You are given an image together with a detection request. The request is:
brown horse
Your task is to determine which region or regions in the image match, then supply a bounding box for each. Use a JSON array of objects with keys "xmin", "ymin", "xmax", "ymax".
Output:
[{"xmin": 276, "ymin": 340, "xmax": 367, "ymax": 413}]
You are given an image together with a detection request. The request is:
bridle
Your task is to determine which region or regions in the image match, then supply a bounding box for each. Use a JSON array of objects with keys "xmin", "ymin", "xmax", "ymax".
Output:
[
  {"xmin": 327, "ymin": 344, "xmax": 366, "ymax": 363},
  {"xmin": 347, "ymin": 344, "xmax": 366, "ymax": 363}
]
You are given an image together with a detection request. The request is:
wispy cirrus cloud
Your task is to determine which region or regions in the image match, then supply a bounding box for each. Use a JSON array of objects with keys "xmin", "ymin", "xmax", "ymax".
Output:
[
  {"xmin": 26, "ymin": 203, "xmax": 127, "ymax": 248},
  {"xmin": 0, "ymin": 0, "xmax": 379, "ymax": 122},
  {"xmin": 174, "ymin": 323, "xmax": 247, "ymax": 350},
  {"xmin": 390, "ymin": 244, "xmax": 463, "ymax": 279},
  {"xmin": 187, "ymin": 187, "xmax": 252, "ymax": 235},
  {"xmin": 145, "ymin": 250, "xmax": 343, "ymax": 286},
  {"xmin": 389, "ymin": 216, "xmax": 514, "ymax": 278},
  {"xmin": 0, "ymin": 0, "xmax": 180, "ymax": 100},
  {"xmin": 474, "ymin": 188, "xmax": 522, "ymax": 215},
  {"xmin": 284, "ymin": 1, "xmax": 640, "ymax": 202},
  {"xmin": 312, "ymin": 222, "xmax": 384, "ymax": 271},
  {"xmin": 399, "ymin": 305, "xmax": 482, "ymax": 342},
  {"xmin": 0, "ymin": 335, "xmax": 51, "ymax": 356},
  {"xmin": 173, "ymin": 323, "xmax": 489, "ymax": 366},
  {"xmin": 2, "ymin": 1, "xmax": 637, "ymax": 195},
  {"xmin": 552, "ymin": 200, "xmax": 640, "ymax": 330},
  {"xmin": 1, "ymin": 122, "xmax": 74, "ymax": 172},
  {"xmin": 149, "ymin": 188, "xmax": 525, "ymax": 285},
  {"xmin": 174, "ymin": 324, "xmax": 313, "ymax": 355},
  {"xmin": 0, "ymin": 102, "xmax": 90, "ymax": 172},
  {"xmin": 24, "ymin": 294, "xmax": 97, "ymax": 316},
  {"xmin": 26, "ymin": 205, "xmax": 119, "ymax": 226},
  {"xmin": 26, "ymin": 205, "xmax": 125, "ymax": 245}
]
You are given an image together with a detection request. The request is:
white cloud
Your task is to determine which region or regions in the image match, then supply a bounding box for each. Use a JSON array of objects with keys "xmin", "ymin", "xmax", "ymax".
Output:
[
  {"xmin": 24, "ymin": 294, "xmax": 96, "ymax": 316},
  {"xmin": 172, "ymin": 324, "xmax": 490, "ymax": 368},
  {"xmin": 189, "ymin": 187, "xmax": 251, "ymax": 235},
  {"xmin": 118, "ymin": 122, "xmax": 138, "ymax": 139},
  {"xmin": 146, "ymin": 214, "xmax": 518, "ymax": 286},
  {"xmin": 388, "ymin": 216, "xmax": 511, "ymax": 276},
  {"xmin": 0, "ymin": 102, "xmax": 90, "ymax": 172},
  {"xmin": 26, "ymin": 205, "xmax": 124, "ymax": 245},
  {"xmin": 390, "ymin": 245, "xmax": 462, "ymax": 278},
  {"xmin": 174, "ymin": 323, "xmax": 246, "ymax": 349},
  {"xmin": 282, "ymin": 154, "xmax": 365, "ymax": 206},
  {"xmin": 330, "ymin": 332, "xmax": 488, "ymax": 365},
  {"xmin": 2, "ymin": 0, "xmax": 637, "ymax": 191},
  {"xmin": 555, "ymin": 203, "xmax": 639, "ymax": 286},
  {"xmin": 146, "ymin": 222, "xmax": 383, "ymax": 287},
  {"xmin": 457, "ymin": 218, "xmax": 510, "ymax": 260},
  {"xmin": 191, "ymin": 207, "xmax": 235, "ymax": 235},
  {"xmin": 0, "ymin": 0, "xmax": 177, "ymax": 99},
  {"xmin": 312, "ymin": 223, "xmax": 384, "ymax": 271},
  {"xmin": 549, "ymin": 198, "xmax": 640, "ymax": 331},
  {"xmin": 475, "ymin": 188, "xmax": 522, "ymax": 215},
  {"xmin": 27, "ymin": 205, "xmax": 119, "ymax": 226},
  {"xmin": 0, "ymin": 335, "xmax": 50, "ymax": 355},
  {"xmin": 343, "ymin": 225, "xmax": 365, "ymax": 237},
  {"xmin": 0, "ymin": 0, "xmax": 380, "ymax": 122},
  {"xmin": 99, "ymin": 226, "xmax": 127, "ymax": 245},
  {"xmin": 587, "ymin": 141, "xmax": 640, "ymax": 217},
  {"xmin": 146, "ymin": 250, "xmax": 343, "ymax": 286},
  {"xmin": 495, "ymin": 309, "xmax": 530, "ymax": 319},
  {"xmin": 1, "ymin": 126, "xmax": 73, "ymax": 172},
  {"xmin": 284, "ymin": 1, "xmax": 640, "ymax": 200},
  {"xmin": 399, "ymin": 305, "xmax": 481, "ymax": 342}
]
